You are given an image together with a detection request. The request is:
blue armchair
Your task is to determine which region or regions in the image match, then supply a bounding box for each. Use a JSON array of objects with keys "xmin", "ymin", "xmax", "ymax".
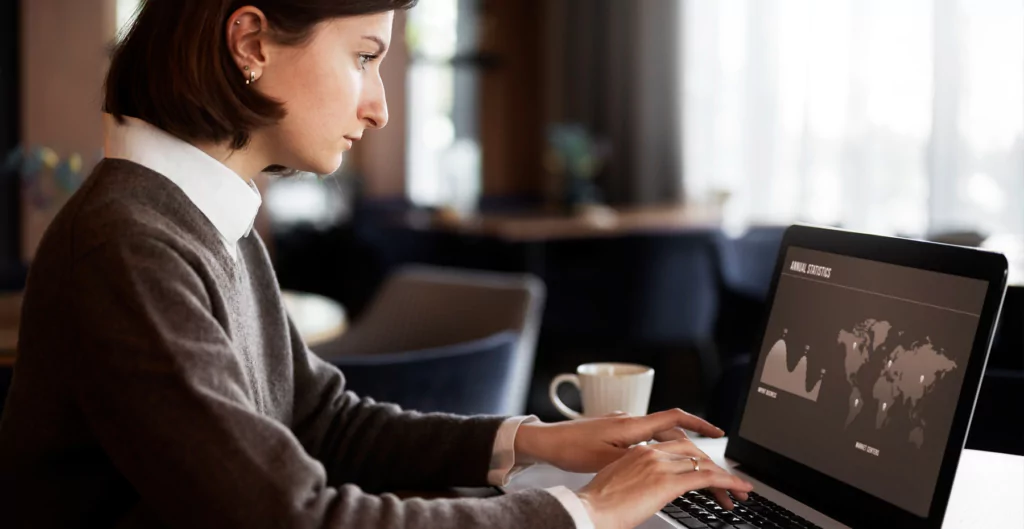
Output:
[
  {"xmin": 325, "ymin": 331, "xmax": 519, "ymax": 416},
  {"xmin": 311, "ymin": 266, "xmax": 545, "ymax": 415}
]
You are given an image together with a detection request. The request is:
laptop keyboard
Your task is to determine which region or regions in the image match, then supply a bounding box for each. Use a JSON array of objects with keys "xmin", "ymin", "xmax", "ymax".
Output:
[{"xmin": 661, "ymin": 490, "xmax": 824, "ymax": 529}]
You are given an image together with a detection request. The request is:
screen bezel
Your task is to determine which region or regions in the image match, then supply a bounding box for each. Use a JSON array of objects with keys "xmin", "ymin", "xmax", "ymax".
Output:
[{"xmin": 724, "ymin": 224, "xmax": 1008, "ymax": 529}]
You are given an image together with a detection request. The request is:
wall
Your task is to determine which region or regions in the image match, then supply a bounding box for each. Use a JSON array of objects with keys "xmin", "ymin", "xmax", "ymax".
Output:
[{"xmin": 20, "ymin": 0, "xmax": 117, "ymax": 260}]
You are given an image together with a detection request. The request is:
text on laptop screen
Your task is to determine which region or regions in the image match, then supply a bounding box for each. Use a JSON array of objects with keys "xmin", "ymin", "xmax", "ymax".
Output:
[{"xmin": 737, "ymin": 246, "xmax": 989, "ymax": 518}]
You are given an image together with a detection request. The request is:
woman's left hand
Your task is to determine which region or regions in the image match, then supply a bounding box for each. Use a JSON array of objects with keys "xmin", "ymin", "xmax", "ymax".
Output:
[{"xmin": 513, "ymin": 408, "xmax": 726, "ymax": 474}]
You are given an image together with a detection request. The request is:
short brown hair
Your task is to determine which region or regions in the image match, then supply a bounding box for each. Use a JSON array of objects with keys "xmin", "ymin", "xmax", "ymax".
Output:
[{"xmin": 105, "ymin": 0, "xmax": 417, "ymax": 151}]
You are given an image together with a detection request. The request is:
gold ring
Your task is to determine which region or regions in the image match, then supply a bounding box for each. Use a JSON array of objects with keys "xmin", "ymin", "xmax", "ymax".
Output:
[{"xmin": 689, "ymin": 456, "xmax": 700, "ymax": 472}]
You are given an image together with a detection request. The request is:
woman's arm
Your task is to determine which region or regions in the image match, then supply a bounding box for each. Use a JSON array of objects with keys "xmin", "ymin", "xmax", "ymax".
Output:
[
  {"xmin": 71, "ymin": 235, "xmax": 574, "ymax": 529},
  {"xmin": 287, "ymin": 329, "xmax": 512, "ymax": 491}
]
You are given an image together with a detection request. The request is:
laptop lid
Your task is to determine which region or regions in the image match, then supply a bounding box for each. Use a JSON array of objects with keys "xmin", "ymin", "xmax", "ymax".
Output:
[{"xmin": 725, "ymin": 225, "xmax": 1008, "ymax": 529}]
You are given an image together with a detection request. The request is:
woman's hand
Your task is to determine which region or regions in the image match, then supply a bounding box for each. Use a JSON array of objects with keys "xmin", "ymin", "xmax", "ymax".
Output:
[
  {"xmin": 576, "ymin": 441, "xmax": 754, "ymax": 529},
  {"xmin": 514, "ymin": 409, "xmax": 748, "ymax": 512},
  {"xmin": 514, "ymin": 408, "xmax": 724, "ymax": 474}
]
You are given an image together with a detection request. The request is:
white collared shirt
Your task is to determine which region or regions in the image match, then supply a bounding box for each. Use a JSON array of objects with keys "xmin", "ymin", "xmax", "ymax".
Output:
[
  {"xmin": 100, "ymin": 114, "xmax": 593, "ymax": 529},
  {"xmin": 103, "ymin": 114, "xmax": 261, "ymax": 261}
]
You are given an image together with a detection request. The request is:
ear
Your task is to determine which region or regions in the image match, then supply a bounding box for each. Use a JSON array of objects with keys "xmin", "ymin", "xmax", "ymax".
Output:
[{"xmin": 225, "ymin": 7, "xmax": 270, "ymax": 85}]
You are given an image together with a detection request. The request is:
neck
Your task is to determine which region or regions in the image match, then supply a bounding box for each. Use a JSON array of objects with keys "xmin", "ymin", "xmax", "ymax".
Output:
[{"xmin": 192, "ymin": 134, "xmax": 273, "ymax": 183}]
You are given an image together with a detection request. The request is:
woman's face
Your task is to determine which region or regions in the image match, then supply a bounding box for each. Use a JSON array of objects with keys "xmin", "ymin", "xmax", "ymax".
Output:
[{"xmin": 257, "ymin": 12, "xmax": 393, "ymax": 175}]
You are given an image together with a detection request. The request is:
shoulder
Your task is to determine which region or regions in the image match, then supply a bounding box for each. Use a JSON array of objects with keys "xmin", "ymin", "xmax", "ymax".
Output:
[{"xmin": 45, "ymin": 159, "xmax": 225, "ymax": 264}]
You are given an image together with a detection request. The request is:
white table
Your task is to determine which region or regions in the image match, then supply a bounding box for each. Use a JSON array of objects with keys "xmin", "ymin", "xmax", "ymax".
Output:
[
  {"xmin": 507, "ymin": 436, "xmax": 1024, "ymax": 528},
  {"xmin": 281, "ymin": 290, "xmax": 347, "ymax": 347}
]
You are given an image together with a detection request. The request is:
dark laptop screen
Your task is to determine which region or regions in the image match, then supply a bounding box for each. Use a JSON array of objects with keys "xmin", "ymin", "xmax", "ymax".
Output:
[{"xmin": 737, "ymin": 246, "xmax": 989, "ymax": 517}]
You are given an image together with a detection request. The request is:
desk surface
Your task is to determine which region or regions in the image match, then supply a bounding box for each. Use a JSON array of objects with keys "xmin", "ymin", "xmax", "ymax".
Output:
[{"xmin": 505, "ymin": 436, "xmax": 1024, "ymax": 528}]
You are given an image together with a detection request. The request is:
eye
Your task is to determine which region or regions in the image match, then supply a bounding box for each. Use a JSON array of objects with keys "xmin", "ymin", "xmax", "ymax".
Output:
[{"xmin": 358, "ymin": 53, "xmax": 379, "ymax": 70}]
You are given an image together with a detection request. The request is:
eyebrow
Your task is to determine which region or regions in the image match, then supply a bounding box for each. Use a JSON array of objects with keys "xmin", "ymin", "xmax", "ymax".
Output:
[{"xmin": 362, "ymin": 36, "xmax": 387, "ymax": 54}]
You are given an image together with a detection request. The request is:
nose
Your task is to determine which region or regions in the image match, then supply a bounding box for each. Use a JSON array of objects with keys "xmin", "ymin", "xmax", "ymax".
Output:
[{"xmin": 359, "ymin": 74, "xmax": 389, "ymax": 130}]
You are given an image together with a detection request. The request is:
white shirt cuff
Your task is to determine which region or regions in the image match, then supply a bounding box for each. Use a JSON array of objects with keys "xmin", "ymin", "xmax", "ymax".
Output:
[
  {"xmin": 544, "ymin": 485, "xmax": 597, "ymax": 529},
  {"xmin": 488, "ymin": 415, "xmax": 540, "ymax": 486}
]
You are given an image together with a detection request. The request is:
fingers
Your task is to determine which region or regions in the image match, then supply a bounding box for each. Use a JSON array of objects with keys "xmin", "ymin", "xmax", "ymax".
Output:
[
  {"xmin": 647, "ymin": 438, "xmax": 713, "ymax": 465},
  {"xmin": 652, "ymin": 426, "xmax": 689, "ymax": 442},
  {"xmin": 639, "ymin": 409, "xmax": 725, "ymax": 439},
  {"xmin": 709, "ymin": 487, "xmax": 735, "ymax": 510},
  {"xmin": 647, "ymin": 447, "xmax": 751, "ymax": 509},
  {"xmin": 659, "ymin": 455, "xmax": 707, "ymax": 475},
  {"xmin": 679, "ymin": 468, "xmax": 754, "ymax": 495}
]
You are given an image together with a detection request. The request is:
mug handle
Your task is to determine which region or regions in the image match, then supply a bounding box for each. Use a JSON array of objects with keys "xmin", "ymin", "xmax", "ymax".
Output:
[{"xmin": 549, "ymin": 374, "xmax": 582, "ymax": 419}]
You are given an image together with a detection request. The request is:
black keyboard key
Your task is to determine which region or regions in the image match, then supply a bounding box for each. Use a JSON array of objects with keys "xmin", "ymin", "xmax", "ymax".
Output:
[
  {"xmin": 698, "ymin": 512, "xmax": 720, "ymax": 523},
  {"xmin": 679, "ymin": 518, "xmax": 710, "ymax": 529},
  {"xmin": 705, "ymin": 521, "xmax": 736, "ymax": 529},
  {"xmin": 669, "ymin": 511, "xmax": 694, "ymax": 520},
  {"xmin": 775, "ymin": 507, "xmax": 796, "ymax": 517},
  {"xmin": 733, "ymin": 525, "xmax": 760, "ymax": 529},
  {"xmin": 663, "ymin": 505, "xmax": 684, "ymax": 514}
]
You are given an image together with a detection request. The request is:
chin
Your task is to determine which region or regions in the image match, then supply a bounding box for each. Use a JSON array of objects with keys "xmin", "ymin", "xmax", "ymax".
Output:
[
  {"xmin": 321, "ymin": 153, "xmax": 345, "ymax": 176},
  {"xmin": 301, "ymin": 154, "xmax": 344, "ymax": 176}
]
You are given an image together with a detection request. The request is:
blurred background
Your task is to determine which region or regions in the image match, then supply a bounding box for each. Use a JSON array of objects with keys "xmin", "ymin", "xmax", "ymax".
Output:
[{"xmin": 0, "ymin": 0, "xmax": 1021, "ymax": 452}]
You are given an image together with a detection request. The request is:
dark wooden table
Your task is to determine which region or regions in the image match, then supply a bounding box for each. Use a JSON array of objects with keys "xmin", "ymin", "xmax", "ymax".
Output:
[
  {"xmin": 405, "ymin": 204, "xmax": 722, "ymax": 242},
  {"xmin": 0, "ymin": 292, "xmax": 20, "ymax": 366}
]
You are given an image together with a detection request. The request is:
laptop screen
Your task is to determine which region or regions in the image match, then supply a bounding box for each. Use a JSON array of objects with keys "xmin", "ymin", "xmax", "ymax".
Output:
[{"xmin": 736, "ymin": 246, "xmax": 990, "ymax": 518}]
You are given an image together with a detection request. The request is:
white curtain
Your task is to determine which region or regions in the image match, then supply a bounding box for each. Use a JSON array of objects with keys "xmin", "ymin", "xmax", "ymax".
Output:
[{"xmin": 683, "ymin": 0, "xmax": 1024, "ymax": 240}]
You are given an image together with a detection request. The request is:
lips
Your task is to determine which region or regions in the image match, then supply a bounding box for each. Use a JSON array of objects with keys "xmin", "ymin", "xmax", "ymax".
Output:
[{"xmin": 343, "ymin": 135, "xmax": 362, "ymax": 150}]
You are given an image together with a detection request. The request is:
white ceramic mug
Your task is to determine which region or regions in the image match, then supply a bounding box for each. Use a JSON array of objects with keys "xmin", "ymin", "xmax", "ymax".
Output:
[{"xmin": 549, "ymin": 363, "xmax": 654, "ymax": 419}]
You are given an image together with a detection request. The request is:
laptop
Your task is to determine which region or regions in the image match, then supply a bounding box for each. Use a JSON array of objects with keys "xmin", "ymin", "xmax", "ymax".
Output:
[{"xmin": 506, "ymin": 225, "xmax": 1009, "ymax": 529}]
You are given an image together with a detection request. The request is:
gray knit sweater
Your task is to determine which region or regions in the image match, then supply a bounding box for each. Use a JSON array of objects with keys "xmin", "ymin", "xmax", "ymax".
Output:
[{"xmin": 0, "ymin": 159, "xmax": 573, "ymax": 529}]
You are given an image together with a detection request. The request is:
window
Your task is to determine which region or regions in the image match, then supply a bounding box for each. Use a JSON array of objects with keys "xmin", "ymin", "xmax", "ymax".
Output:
[
  {"xmin": 683, "ymin": 0, "xmax": 1023, "ymax": 240},
  {"xmin": 405, "ymin": 0, "xmax": 482, "ymax": 211}
]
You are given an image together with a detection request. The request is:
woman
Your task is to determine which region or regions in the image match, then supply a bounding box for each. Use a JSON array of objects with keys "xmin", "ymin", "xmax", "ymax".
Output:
[{"xmin": 0, "ymin": 1, "xmax": 752, "ymax": 528}]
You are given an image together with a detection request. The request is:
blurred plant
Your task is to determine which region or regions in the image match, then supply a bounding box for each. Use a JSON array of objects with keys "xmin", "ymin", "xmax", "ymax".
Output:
[
  {"xmin": 3, "ymin": 145, "xmax": 95, "ymax": 209},
  {"xmin": 544, "ymin": 124, "xmax": 611, "ymax": 210}
]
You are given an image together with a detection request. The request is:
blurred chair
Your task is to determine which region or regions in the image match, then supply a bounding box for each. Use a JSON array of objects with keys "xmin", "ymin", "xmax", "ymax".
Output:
[
  {"xmin": 967, "ymin": 285, "xmax": 1023, "ymax": 455},
  {"xmin": 0, "ymin": 261, "xmax": 27, "ymax": 293},
  {"xmin": 967, "ymin": 368, "xmax": 1024, "ymax": 456},
  {"xmin": 536, "ymin": 231, "xmax": 721, "ymax": 415},
  {"xmin": 713, "ymin": 226, "xmax": 787, "ymax": 363},
  {"xmin": 715, "ymin": 226, "xmax": 787, "ymax": 301},
  {"xmin": 312, "ymin": 265, "xmax": 546, "ymax": 415},
  {"xmin": 321, "ymin": 331, "xmax": 520, "ymax": 415},
  {"xmin": 706, "ymin": 356, "xmax": 753, "ymax": 433}
]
